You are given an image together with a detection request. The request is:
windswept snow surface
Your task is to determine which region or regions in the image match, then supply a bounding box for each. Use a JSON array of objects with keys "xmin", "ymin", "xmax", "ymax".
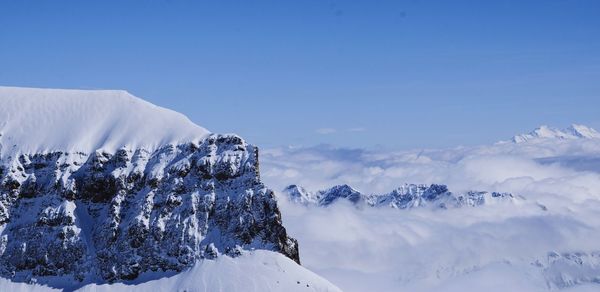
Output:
[
  {"xmin": 263, "ymin": 125, "xmax": 600, "ymax": 292},
  {"xmin": 0, "ymin": 86, "xmax": 210, "ymax": 157},
  {"xmin": 0, "ymin": 251, "xmax": 341, "ymax": 292}
]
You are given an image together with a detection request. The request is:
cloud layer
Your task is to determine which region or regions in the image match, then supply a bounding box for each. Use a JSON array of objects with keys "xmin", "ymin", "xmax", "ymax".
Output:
[{"xmin": 261, "ymin": 138, "xmax": 600, "ymax": 291}]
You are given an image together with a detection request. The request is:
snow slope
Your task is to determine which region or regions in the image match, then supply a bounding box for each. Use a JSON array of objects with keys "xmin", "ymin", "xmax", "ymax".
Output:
[
  {"xmin": 0, "ymin": 86, "xmax": 210, "ymax": 157},
  {"xmin": 0, "ymin": 251, "xmax": 341, "ymax": 292}
]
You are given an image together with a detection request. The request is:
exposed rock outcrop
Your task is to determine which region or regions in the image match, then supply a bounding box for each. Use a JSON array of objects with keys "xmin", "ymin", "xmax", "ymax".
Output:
[{"xmin": 0, "ymin": 134, "xmax": 299, "ymax": 283}]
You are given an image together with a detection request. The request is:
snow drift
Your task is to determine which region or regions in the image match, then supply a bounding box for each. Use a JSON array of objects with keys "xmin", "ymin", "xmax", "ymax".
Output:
[{"xmin": 0, "ymin": 251, "xmax": 340, "ymax": 292}]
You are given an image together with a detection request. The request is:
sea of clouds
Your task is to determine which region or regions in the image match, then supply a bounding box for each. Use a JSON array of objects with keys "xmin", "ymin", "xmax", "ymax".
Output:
[{"xmin": 261, "ymin": 137, "xmax": 600, "ymax": 292}]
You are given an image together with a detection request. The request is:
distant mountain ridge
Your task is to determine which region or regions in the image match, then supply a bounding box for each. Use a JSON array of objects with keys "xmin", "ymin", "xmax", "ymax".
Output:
[
  {"xmin": 283, "ymin": 183, "xmax": 517, "ymax": 209},
  {"xmin": 511, "ymin": 124, "xmax": 600, "ymax": 143}
]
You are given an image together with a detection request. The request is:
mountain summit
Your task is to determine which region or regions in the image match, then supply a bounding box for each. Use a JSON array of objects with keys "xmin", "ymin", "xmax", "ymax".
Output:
[
  {"xmin": 511, "ymin": 124, "xmax": 600, "ymax": 143},
  {"xmin": 0, "ymin": 86, "xmax": 210, "ymax": 157},
  {"xmin": 0, "ymin": 86, "xmax": 339, "ymax": 291}
]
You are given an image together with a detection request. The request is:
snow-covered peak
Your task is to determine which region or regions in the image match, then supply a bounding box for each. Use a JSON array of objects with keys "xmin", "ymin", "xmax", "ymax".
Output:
[
  {"xmin": 512, "ymin": 124, "xmax": 600, "ymax": 143},
  {"xmin": 0, "ymin": 86, "xmax": 210, "ymax": 157},
  {"xmin": 281, "ymin": 184, "xmax": 365, "ymax": 206},
  {"xmin": 283, "ymin": 185, "xmax": 318, "ymax": 204},
  {"xmin": 565, "ymin": 124, "xmax": 600, "ymax": 139},
  {"xmin": 317, "ymin": 184, "xmax": 363, "ymax": 206}
]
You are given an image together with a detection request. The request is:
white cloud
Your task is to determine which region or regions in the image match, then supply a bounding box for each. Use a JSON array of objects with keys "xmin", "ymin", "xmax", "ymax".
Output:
[
  {"xmin": 262, "ymin": 139, "xmax": 600, "ymax": 292},
  {"xmin": 262, "ymin": 139, "xmax": 600, "ymax": 195}
]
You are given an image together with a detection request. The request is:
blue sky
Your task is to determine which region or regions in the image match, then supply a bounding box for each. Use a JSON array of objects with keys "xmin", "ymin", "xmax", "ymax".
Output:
[{"xmin": 1, "ymin": 0, "xmax": 599, "ymax": 149}]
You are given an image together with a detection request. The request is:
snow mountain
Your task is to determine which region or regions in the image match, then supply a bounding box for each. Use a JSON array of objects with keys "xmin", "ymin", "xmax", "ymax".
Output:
[
  {"xmin": 283, "ymin": 183, "xmax": 517, "ymax": 209},
  {"xmin": 0, "ymin": 86, "xmax": 340, "ymax": 291},
  {"xmin": 284, "ymin": 184, "xmax": 363, "ymax": 206},
  {"xmin": 511, "ymin": 124, "xmax": 600, "ymax": 143}
]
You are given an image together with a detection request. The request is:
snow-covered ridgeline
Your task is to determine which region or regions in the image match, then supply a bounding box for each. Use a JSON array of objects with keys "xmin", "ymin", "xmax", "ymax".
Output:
[
  {"xmin": 511, "ymin": 124, "xmax": 600, "ymax": 143},
  {"xmin": 0, "ymin": 86, "xmax": 210, "ymax": 157},
  {"xmin": 282, "ymin": 183, "xmax": 517, "ymax": 209}
]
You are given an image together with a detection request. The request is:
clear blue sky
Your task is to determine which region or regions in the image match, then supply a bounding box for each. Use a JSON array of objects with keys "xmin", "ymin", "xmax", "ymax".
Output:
[{"xmin": 1, "ymin": 0, "xmax": 599, "ymax": 149}]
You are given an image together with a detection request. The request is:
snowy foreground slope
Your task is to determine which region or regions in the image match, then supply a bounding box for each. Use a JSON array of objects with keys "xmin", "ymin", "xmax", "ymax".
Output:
[
  {"xmin": 263, "ymin": 125, "xmax": 600, "ymax": 292},
  {"xmin": 0, "ymin": 86, "xmax": 340, "ymax": 292},
  {"xmin": 0, "ymin": 251, "xmax": 339, "ymax": 292}
]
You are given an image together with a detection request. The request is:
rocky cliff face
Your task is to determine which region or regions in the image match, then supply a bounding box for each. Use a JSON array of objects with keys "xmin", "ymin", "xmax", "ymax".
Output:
[{"xmin": 0, "ymin": 134, "xmax": 299, "ymax": 284}]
